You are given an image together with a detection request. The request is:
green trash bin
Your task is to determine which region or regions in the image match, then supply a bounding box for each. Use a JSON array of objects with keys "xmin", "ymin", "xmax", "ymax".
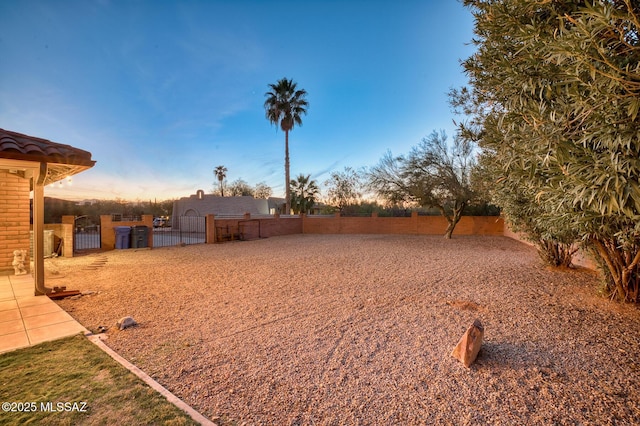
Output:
[{"xmin": 130, "ymin": 225, "xmax": 149, "ymax": 248}]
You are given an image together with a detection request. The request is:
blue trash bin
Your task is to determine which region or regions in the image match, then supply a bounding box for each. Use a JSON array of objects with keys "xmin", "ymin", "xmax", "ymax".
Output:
[{"xmin": 114, "ymin": 226, "xmax": 131, "ymax": 249}]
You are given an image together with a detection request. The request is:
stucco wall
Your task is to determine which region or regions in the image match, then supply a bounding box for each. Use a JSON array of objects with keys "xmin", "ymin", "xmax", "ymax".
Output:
[{"xmin": 0, "ymin": 171, "xmax": 30, "ymax": 273}]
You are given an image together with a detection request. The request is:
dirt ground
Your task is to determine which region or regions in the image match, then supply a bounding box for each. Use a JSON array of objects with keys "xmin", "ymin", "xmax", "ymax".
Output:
[{"xmin": 51, "ymin": 234, "xmax": 640, "ymax": 425}]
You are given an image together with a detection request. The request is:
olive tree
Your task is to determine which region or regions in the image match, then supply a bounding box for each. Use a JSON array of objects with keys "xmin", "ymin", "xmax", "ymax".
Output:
[{"xmin": 459, "ymin": 0, "xmax": 640, "ymax": 301}]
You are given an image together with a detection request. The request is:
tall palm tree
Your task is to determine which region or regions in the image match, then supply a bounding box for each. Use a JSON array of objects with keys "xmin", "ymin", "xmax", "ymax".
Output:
[
  {"xmin": 264, "ymin": 78, "xmax": 308, "ymax": 214},
  {"xmin": 290, "ymin": 174, "xmax": 320, "ymax": 215},
  {"xmin": 214, "ymin": 165, "xmax": 227, "ymax": 197}
]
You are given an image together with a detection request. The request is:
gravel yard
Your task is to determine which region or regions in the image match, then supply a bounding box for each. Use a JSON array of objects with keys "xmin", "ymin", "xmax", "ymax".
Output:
[{"xmin": 51, "ymin": 234, "xmax": 640, "ymax": 425}]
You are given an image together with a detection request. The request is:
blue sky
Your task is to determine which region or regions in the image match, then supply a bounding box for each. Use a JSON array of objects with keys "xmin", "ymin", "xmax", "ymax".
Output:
[{"xmin": 0, "ymin": 0, "xmax": 475, "ymax": 202}]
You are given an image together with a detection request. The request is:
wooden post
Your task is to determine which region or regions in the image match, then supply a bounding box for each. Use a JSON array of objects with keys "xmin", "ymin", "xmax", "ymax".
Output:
[{"xmin": 32, "ymin": 163, "xmax": 51, "ymax": 295}]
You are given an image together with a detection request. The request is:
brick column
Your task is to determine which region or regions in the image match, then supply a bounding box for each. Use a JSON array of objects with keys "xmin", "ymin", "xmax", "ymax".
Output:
[
  {"xmin": 206, "ymin": 214, "xmax": 216, "ymax": 244},
  {"xmin": 100, "ymin": 215, "xmax": 114, "ymax": 250},
  {"xmin": 411, "ymin": 210, "xmax": 419, "ymax": 235},
  {"xmin": 61, "ymin": 215, "xmax": 75, "ymax": 257}
]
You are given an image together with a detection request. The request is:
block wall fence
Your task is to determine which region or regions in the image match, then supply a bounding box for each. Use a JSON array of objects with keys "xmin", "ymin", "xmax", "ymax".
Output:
[
  {"xmin": 100, "ymin": 214, "xmax": 154, "ymax": 250},
  {"xmin": 6, "ymin": 209, "xmax": 594, "ymax": 273},
  {"xmin": 45, "ymin": 220, "xmax": 74, "ymax": 258},
  {"xmin": 301, "ymin": 212, "xmax": 504, "ymax": 236},
  {"xmin": 205, "ymin": 212, "xmax": 503, "ymax": 243},
  {"xmin": 209, "ymin": 212, "xmax": 595, "ymax": 269}
]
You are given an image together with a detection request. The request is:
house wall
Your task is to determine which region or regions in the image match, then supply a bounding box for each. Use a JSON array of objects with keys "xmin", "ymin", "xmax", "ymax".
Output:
[
  {"xmin": 172, "ymin": 194, "xmax": 269, "ymax": 226},
  {"xmin": 0, "ymin": 171, "xmax": 31, "ymax": 274}
]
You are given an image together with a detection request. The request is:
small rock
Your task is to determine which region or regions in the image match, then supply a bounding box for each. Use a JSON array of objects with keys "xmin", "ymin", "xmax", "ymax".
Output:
[
  {"xmin": 81, "ymin": 290, "xmax": 97, "ymax": 296},
  {"xmin": 69, "ymin": 295, "xmax": 82, "ymax": 300},
  {"xmin": 451, "ymin": 318, "xmax": 484, "ymax": 368},
  {"xmin": 117, "ymin": 316, "xmax": 138, "ymax": 330}
]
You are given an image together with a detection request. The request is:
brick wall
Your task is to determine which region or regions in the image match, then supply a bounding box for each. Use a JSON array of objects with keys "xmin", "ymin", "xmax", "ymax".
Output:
[
  {"xmin": 44, "ymin": 223, "xmax": 74, "ymax": 258},
  {"xmin": 100, "ymin": 214, "xmax": 154, "ymax": 250},
  {"xmin": 207, "ymin": 212, "xmax": 502, "ymax": 243},
  {"xmin": 302, "ymin": 212, "xmax": 504, "ymax": 236},
  {"xmin": 0, "ymin": 171, "xmax": 31, "ymax": 273},
  {"xmin": 210, "ymin": 215, "xmax": 303, "ymax": 242}
]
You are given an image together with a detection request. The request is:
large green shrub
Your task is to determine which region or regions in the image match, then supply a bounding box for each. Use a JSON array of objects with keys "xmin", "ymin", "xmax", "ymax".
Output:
[{"xmin": 458, "ymin": 0, "xmax": 640, "ymax": 301}]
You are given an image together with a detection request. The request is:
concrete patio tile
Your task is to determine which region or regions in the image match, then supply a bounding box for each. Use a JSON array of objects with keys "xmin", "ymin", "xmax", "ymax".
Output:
[
  {"xmin": 8, "ymin": 275, "xmax": 33, "ymax": 284},
  {"xmin": 19, "ymin": 302, "xmax": 63, "ymax": 318},
  {"xmin": 12, "ymin": 288, "xmax": 35, "ymax": 298},
  {"xmin": 0, "ymin": 275, "xmax": 89, "ymax": 354},
  {"xmin": 0, "ymin": 300, "xmax": 18, "ymax": 312},
  {"xmin": 0, "ymin": 318, "xmax": 26, "ymax": 336},
  {"xmin": 27, "ymin": 322, "xmax": 87, "ymax": 346},
  {"xmin": 0, "ymin": 309, "xmax": 22, "ymax": 323},
  {"xmin": 0, "ymin": 291, "xmax": 15, "ymax": 301},
  {"xmin": 0, "ymin": 331, "xmax": 30, "ymax": 354},
  {"xmin": 16, "ymin": 296, "xmax": 51, "ymax": 308},
  {"xmin": 11, "ymin": 280, "xmax": 35, "ymax": 290},
  {"xmin": 22, "ymin": 310, "xmax": 75, "ymax": 330}
]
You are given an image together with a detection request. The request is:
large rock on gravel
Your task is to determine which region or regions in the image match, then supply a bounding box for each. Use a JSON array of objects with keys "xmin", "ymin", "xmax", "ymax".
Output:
[
  {"xmin": 117, "ymin": 316, "xmax": 138, "ymax": 330},
  {"xmin": 451, "ymin": 319, "xmax": 484, "ymax": 367}
]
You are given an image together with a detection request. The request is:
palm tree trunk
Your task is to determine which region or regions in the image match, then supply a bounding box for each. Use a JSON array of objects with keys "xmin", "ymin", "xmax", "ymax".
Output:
[{"xmin": 285, "ymin": 130, "xmax": 291, "ymax": 214}]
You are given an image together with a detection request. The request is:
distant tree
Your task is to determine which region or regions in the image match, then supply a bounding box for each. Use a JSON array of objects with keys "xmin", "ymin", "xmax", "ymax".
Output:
[
  {"xmin": 227, "ymin": 179, "xmax": 254, "ymax": 197},
  {"xmin": 324, "ymin": 167, "xmax": 363, "ymax": 212},
  {"xmin": 214, "ymin": 165, "xmax": 227, "ymax": 197},
  {"xmin": 366, "ymin": 130, "xmax": 476, "ymax": 239},
  {"xmin": 365, "ymin": 151, "xmax": 411, "ymax": 207},
  {"xmin": 153, "ymin": 199, "xmax": 174, "ymax": 217},
  {"xmin": 264, "ymin": 78, "xmax": 308, "ymax": 213},
  {"xmin": 290, "ymin": 174, "xmax": 320, "ymax": 214},
  {"xmin": 44, "ymin": 198, "xmax": 81, "ymax": 223},
  {"xmin": 458, "ymin": 0, "xmax": 640, "ymax": 300},
  {"xmin": 254, "ymin": 182, "xmax": 273, "ymax": 199}
]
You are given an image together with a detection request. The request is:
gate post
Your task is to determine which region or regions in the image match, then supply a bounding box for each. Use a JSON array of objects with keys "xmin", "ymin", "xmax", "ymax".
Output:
[
  {"xmin": 141, "ymin": 214, "xmax": 154, "ymax": 248},
  {"xmin": 62, "ymin": 215, "xmax": 75, "ymax": 258},
  {"xmin": 206, "ymin": 214, "xmax": 215, "ymax": 244},
  {"xmin": 100, "ymin": 214, "xmax": 114, "ymax": 250}
]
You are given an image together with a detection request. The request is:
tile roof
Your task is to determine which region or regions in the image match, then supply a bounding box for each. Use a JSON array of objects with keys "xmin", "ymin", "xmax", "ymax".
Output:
[{"xmin": 0, "ymin": 128, "xmax": 95, "ymax": 167}]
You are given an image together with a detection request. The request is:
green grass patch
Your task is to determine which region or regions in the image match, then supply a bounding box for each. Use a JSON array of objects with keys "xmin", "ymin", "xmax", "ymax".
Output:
[{"xmin": 0, "ymin": 334, "xmax": 198, "ymax": 426}]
